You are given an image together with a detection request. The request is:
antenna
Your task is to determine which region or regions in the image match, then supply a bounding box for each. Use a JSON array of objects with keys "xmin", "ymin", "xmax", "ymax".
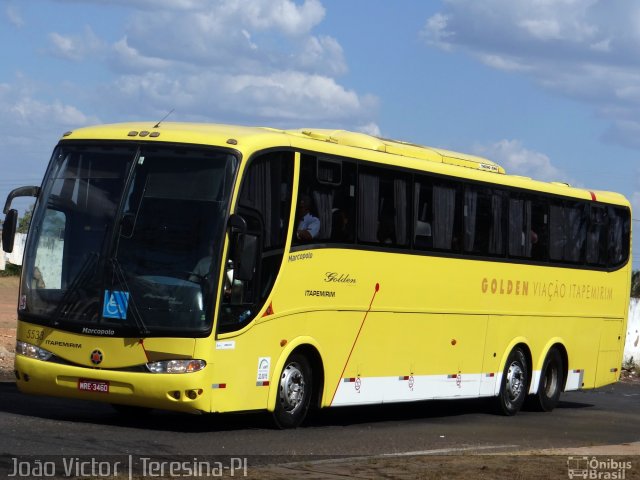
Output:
[{"xmin": 153, "ymin": 109, "xmax": 174, "ymax": 128}]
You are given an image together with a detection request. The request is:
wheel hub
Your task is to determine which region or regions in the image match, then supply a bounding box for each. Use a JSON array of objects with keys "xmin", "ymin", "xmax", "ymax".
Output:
[
  {"xmin": 506, "ymin": 361, "xmax": 524, "ymax": 400},
  {"xmin": 279, "ymin": 363, "xmax": 305, "ymax": 413}
]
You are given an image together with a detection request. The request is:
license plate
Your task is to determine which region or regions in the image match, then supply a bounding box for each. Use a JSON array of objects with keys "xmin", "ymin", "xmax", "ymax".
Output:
[{"xmin": 78, "ymin": 378, "xmax": 109, "ymax": 394}]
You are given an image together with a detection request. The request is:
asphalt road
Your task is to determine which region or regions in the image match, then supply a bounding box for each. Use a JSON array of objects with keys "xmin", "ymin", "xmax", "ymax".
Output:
[{"xmin": 0, "ymin": 381, "xmax": 638, "ymax": 462}]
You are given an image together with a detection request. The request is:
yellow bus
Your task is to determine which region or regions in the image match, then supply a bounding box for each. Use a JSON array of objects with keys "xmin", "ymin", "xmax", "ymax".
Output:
[{"xmin": 3, "ymin": 123, "xmax": 631, "ymax": 427}]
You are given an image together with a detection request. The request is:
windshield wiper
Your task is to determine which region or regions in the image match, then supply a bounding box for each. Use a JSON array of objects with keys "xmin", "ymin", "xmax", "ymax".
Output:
[
  {"xmin": 110, "ymin": 257, "xmax": 150, "ymax": 336},
  {"xmin": 52, "ymin": 252, "xmax": 99, "ymax": 326}
]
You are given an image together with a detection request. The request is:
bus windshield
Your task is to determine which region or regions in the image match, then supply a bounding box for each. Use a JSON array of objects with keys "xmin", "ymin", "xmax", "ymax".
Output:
[{"xmin": 20, "ymin": 142, "xmax": 237, "ymax": 337}]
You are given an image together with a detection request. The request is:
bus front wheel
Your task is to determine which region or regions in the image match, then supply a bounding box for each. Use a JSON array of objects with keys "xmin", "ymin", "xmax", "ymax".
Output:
[
  {"xmin": 272, "ymin": 353, "xmax": 313, "ymax": 429},
  {"xmin": 529, "ymin": 348, "xmax": 564, "ymax": 412},
  {"xmin": 496, "ymin": 347, "xmax": 529, "ymax": 416}
]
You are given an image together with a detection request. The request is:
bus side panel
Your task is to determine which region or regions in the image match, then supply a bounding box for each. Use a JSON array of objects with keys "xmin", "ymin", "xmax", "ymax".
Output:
[
  {"xmin": 208, "ymin": 310, "xmax": 491, "ymax": 412},
  {"xmin": 337, "ymin": 312, "xmax": 488, "ymax": 404},
  {"xmin": 594, "ymin": 319, "xmax": 624, "ymax": 387},
  {"xmin": 206, "ymin": 311, "xmax": 358, "ymax": 413}
]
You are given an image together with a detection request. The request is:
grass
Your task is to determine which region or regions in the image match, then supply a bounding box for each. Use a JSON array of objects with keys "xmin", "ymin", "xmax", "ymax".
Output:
[
  {"xmin": 623, "ymin": 357, "xmax": 639, "ymax": 372},
  {"xmin": 0, "ymin": 263, "xmax": 21, "ymax": 277}
]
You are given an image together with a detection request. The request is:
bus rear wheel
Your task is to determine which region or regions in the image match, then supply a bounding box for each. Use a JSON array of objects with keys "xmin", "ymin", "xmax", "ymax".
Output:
[
  {"xmin": 529, "ymin": 348, "xmax": 564, "ymax": 412},
  {"xmin": 496, "ymin": 347, "xmax": 529, "ymax": 416},
  {"xmin": 272, "ymin": 353, "xmax": 312, "ymax": 429}
]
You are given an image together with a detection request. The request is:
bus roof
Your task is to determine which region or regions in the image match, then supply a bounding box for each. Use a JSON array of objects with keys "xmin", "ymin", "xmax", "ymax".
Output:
[{"xmin": 60, "ymin": 122, "xmax": 630, "ymax": 207}]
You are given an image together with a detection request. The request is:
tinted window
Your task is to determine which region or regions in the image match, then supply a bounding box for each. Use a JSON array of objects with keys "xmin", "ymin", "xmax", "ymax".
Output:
[
  {"xmin": 464, "ymin": 186, "xmax": 506, "ymax": 256},
  {"xmin": 414, "ymin": 176, "xmax": 461, "ymax": 252},
  {"xmin": 296, "ymin": 154, "xmax": 356, "ymax": 245},
  {"xmin": 549, "ymin": 201, "xmax": 588, "ymax": 263},
  {"xmin": 358, "ymin": 166, "xmax": 410, "ymax": 247}
]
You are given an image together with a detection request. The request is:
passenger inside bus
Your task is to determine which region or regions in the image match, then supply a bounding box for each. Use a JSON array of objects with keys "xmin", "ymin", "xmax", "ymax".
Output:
[
  {"xmin": 332, "ymin": 208, "xmax": 353, "ymax": 242},
  {"xmin": 295, "ymin": 194, "xmax": 320, "ymax": 242}
]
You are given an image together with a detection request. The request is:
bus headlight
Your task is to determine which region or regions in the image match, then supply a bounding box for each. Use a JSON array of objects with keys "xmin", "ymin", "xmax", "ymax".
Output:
[
  {"xmin": 146, "ymin": 359, "xmax": 206, "ymax": 374},
  {"xmin": 16, "ymin": 341, "xmax": 53, "ymax": 361}
]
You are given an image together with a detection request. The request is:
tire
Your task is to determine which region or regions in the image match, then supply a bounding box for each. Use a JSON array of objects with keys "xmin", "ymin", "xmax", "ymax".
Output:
[
  {"xmin": 529, "ymin": 348, "xmax": 564, "ymax": 412},
  {"xmin": 496, "ymin": 347, "xmax": 529, "ymax": 416},
  {"xmin": 272, "ymin": 354, "xmax": 312, "ymax": 429}
]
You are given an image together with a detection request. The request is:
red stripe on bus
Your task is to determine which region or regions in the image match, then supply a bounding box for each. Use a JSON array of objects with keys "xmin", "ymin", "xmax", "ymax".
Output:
[
  {"xmin": 330, "ymin": 283, "xmax": 380, "ymax": 405},
  {"xmin": 138, "ymin": 339, "xmax": 150, "ymax": 363}
]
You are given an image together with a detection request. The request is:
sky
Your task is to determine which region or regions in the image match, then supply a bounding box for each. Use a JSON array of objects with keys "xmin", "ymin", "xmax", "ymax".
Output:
[{"xmin": 1, "ymin": 0, "xmax": 639, "ymax": 267}]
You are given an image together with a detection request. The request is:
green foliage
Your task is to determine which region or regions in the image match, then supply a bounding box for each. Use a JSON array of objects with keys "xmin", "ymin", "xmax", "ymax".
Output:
[
  {"xmin": 17, "ymin": 204, "xmax": 34, "ymax": 234},
  {"xmin": 0, "ymin": 263, "xmax": 21, "ymax": 277},
  {"xmin": 632, "ymin": 270, "xmax": 640, "ymax": 298}
]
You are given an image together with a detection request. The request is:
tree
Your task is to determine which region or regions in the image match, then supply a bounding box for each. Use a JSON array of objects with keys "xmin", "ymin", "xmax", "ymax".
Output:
[
  {"xmin": 631, "ymin": 270, "xmax": 640, "ymax": 298},
  {"xmin": 17, "ymin": 204, "xmax": 34, "ymax": 234}
]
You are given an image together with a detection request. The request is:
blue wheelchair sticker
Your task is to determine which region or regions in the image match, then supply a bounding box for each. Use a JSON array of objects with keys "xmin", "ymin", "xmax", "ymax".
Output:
[{"xmin": 102, "ymin": 290, "xmax": 130, "ymax": 320}]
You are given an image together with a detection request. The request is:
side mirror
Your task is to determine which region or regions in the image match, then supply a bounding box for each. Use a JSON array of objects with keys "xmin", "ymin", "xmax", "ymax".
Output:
[
  {"xmin": 2, "ymin": 209, "xmax": 18, "ymax": 253},
  {"xmin": 228, "ymin": 213, "xmax": 247, "ymax": 234},
  {"xmin": 3, "ymin": 186, "xmax": 40, "ymax": 215},
  {"xmin": 234, "ymin": 233, "xmax": 258, "ymax": 281}
]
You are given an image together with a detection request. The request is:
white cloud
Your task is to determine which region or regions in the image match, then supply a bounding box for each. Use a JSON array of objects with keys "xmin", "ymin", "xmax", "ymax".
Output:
[
  {"xmin": 421, "ymin": 13, "xmax": 454, "ymax": 50},
  {"xmin": 10, "ymin": 98, "xmax": 92, "ymax": 127},
  {"xmin": 57, "ymin": 0, "xmax": 326, "ymax": 32},
  {"xmin": 54, "ymin": 0, "xmax": 204, "ymax": 11},
  {"xmin": 110, "ymin": 37, "xmax": 173, "ymax": 73},
  {"xmin": 295, "ymin": 35, "xmax": 347, "ymax": 76},
  {"xmin": 5, "ymin": 4, "xmax": 24, "ymax": 28},
  {"xmin": 42, "ymin": 0, "xmax": 376, "ymax": 129},
  {"xmin": 473, "ymin": 139, "xmax": 570, "ymax": 184},
  {"xmin": 106, "ymin": 70, "xmax": 376, "ymax": 124},
  {"xmin": 0, "ymin": 77, "xmax": 97, "ymax": 129},
  {"xmin": 48, "ymin": 26, "xmax": 105, "ymax": 61},
  {"xmin": 238, "ymin": 0, "xmax": 325, "ymax": 36},
  {"xmin": 357, "ymin": 123, "xmax": 382, "ymax": 137},
  {"xmin": 421, "ymin": 0, "xmax": 640, "ymax": 150},
  {"xmin": 116, "ymin": 2, "xmax": 331, "ymax": 74},
  {"xmin": 0, "ymin": 77, "xmax": 99, "ymax": 203},
  {"xmin": 477, "ymin": 54, "xmax": 532, "ymax": 72}
]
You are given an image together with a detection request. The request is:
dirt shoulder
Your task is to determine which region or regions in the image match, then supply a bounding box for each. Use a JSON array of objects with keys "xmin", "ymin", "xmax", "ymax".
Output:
[
  {"xmin": 0, "ymin": 276, "xmax": 18, "ymax": 328},
  {"xmin": 0, "ymin": 276, "xmax": 18, "ymax": 381}
]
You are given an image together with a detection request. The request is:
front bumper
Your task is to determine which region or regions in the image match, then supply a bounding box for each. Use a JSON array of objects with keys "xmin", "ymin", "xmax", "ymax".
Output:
[{"xmin": 14, "ymin": 355, "xmax": 211, "ymax": 413}]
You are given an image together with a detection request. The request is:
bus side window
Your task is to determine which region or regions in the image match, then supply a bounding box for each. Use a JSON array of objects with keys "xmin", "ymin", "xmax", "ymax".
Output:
[
  {"xmin": 357, "ymin": 166, "xmax": 410, "ymax": 247},
  {"xmin": 464, "ymin": 186, "xmax": 506, "ymax": 256},
  {"xmin": 218, "ymin": 151, "xmax": 293, "ymax": 333},
  {"xmin": 508, "ymin": 196, "xmax": 533, "ymax": 258},
  {"xmin": 294, "ymin": 155, "xmax": 356, "ymax": 245},
  {"xmin": 607, "ymin": 206, "xmax": 630, "ymax": 267},
  {"xmin": 587, "ymin": 205, "xmax": 608, "ymax": 266},
  {"xmin": 530, "ymin": 197, "xmax": 548, "ymax": 261},
  {"xmin": 550, "ymin": 201, "xmax": 588, "ymax": 263}
]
